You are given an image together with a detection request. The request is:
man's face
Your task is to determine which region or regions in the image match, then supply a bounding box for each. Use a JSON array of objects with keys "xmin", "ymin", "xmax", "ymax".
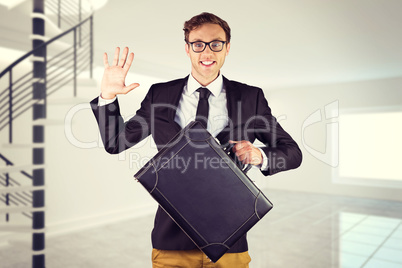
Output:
[{"xmin": 185, "ymin": 23, "xmax": 230, "ymax": 86}]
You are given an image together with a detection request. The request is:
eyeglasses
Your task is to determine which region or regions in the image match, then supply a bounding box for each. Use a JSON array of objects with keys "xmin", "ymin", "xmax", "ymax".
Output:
[{"xmin": 187, "ymin": 41, "xmax": 227, "ymax": 53}]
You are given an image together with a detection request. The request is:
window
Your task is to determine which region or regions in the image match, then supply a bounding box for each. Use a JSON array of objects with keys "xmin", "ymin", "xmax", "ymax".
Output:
[{"xmin": 333, "ymin": 108, "xmax": 402, "ymax": 188}]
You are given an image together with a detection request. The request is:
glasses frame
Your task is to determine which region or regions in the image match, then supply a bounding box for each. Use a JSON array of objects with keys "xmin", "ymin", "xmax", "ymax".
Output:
[{"xmin": 187, "ymin": 40, "xmax": 227, "ymax": 53}]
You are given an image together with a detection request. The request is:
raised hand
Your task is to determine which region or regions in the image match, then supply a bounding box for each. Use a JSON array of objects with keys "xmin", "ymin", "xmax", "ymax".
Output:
[{"xmin": 101, "ymin": 47, "xmax": 140, "ymax": 99}]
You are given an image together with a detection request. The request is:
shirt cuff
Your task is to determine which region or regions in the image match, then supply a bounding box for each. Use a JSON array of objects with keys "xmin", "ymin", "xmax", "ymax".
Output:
[
  {"xmin": 98, "ymin": 94, "xmax": 117, "ymax": 106},
  {"xmin": 257, "ymin": 147, "xmax": 269, "ymax": 171}
]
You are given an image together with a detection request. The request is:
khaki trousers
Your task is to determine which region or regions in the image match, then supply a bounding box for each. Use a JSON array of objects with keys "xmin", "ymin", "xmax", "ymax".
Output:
[{"xmin": 152, "ymin": 249, "xmax": 251, "ymax": 268}]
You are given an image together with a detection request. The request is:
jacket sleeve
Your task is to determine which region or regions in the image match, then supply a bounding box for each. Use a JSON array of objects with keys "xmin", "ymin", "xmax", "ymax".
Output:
[
  {"xmin": 253, "ymin": 88, "xmax": 302, "ymax": 176},
  {"xmin": 90, "ymin": 88, "xmax": 153, "ymax": 154}
]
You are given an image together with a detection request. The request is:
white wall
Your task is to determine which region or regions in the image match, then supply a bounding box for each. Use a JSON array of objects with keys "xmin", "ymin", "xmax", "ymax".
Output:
[
  {"xmin": 51, "ymin": 73, "xmax": 402, "ymax": 236},
  {"xmin": 261, "ymin": 76, "xmax": 402, "ymax": 201},
  {"xmin": 2, "ymin": 0, "xmax": 402, "ymax": 235},
  {"xmin": 0, "ymin": 69, "xmax": 163, "ymax": 235},
  {"xmin": 43, "ymin": 71, "xmax": 166, "ymax": 235},
  {"xmin": 3, "ymin": 71, "xmax": 402, "ymax": 237}
]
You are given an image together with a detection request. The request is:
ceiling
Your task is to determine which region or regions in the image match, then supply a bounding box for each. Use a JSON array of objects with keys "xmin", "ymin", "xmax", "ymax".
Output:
[
  {"xmin": 2, "ymin": 0, "xmax": 402, "ymax": 90},
  {"xmin": 92, "ymin": 0, "xmax": 402, "ymax": 90}
]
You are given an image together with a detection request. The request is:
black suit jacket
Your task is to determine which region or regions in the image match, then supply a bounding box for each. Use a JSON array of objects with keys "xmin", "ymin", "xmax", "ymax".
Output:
[{"xmin": 91, "ymin": 75, "xmax": 302, "ymax": 252}]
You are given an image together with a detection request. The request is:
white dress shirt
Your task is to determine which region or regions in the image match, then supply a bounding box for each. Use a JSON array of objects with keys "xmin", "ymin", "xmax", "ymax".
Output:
[
  {"xmin": 174, "ymin": 73, "xmax": 228, "ymax": 136},
  {"xmin": 98, "ymin": 73, "xmax": 268, "ymax": 170}
]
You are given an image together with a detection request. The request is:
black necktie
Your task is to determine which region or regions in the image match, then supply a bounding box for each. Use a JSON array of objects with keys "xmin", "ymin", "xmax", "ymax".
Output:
[{"xmin": 195, "ymin": 87, "xmax": 211, "ymax": 128}]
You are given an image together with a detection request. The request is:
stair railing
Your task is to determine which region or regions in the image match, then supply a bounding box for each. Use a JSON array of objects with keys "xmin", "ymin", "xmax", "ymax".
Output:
[
  {"xmin": 0, "ymin": 154, "xmax": 33, "ymax": 221},
  {"xmin": 0, "ymin": 14, "xmax": 93, "ymax": 144},
  {"xmin": 45, "ymin": 0, "xmax": 92, "ymax": 30},
  {"xmin": 0, "ymin": 1, "xmax": 94, "ymax": 266}
]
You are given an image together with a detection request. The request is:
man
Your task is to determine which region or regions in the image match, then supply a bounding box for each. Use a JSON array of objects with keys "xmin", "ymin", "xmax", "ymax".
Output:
[{"xmin": 91, "ymin": 12, "xmax": 302, "ymax": 268}]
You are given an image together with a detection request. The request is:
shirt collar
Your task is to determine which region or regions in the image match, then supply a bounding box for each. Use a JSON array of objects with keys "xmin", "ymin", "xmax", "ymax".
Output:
[{"xmin": 187, "ymin": 73, "xmax": 224, "ymax": 97}]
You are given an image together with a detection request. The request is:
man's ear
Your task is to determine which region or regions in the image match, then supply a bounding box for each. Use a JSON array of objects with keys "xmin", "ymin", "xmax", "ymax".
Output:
[
  {"xmin": 226, "ymin": 42, "xmax": 231, "ymax": 56},
  {"xmin": 185, "ymin": 43, "xmax": 190, "ymax": 57}
]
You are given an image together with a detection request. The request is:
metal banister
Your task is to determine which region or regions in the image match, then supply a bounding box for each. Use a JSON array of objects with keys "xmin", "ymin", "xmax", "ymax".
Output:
[
  {"xmin": 1, "ymin": 2, "xmax": 94, "ymax": 267},
  {"xmin": 0, "ymin": 15, "xmax": 93, "ymax": 79},
  {"xmin": 0, "ymin": 153, "xmax": 33, "ymax": 180}
]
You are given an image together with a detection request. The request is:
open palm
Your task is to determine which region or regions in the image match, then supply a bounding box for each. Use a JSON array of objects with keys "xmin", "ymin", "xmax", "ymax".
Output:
[{"xmin": 101, "ymin": 47, "xmax": 140, "ymax": 99}]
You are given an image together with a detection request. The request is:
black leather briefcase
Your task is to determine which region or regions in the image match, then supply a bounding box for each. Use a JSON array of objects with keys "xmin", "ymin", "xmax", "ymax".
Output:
[{"xmin": 134, "ymin": 121, "xmax": 273, "ymax": 262}]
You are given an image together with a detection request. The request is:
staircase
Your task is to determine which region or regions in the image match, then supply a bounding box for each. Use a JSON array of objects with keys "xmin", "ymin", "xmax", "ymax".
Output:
[{"xmin": 0, "ymin": 0, "xmax": 95, "ymax": 267}]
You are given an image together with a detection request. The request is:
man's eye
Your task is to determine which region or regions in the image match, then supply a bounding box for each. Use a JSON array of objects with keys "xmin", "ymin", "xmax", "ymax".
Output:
[{"xmin": 194, "ymin": 43, "xmax": 204, "ymax": 48}]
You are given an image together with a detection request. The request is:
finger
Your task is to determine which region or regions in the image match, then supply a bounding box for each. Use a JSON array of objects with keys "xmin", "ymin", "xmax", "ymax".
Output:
[
  {"xmin": 235, "ymin": 146, "xmax": 252, "ymax": 157},
  {"xmin": 123, "ymin": 83, "xmax": 140, "ymax": 94},
  {"xmin": 229, "ymin": 140, "xmax": 240, "ymax": 152},
  {"xmin": 236, "ymin": 151, "xmax": 249, "ymax": 163},
  {"xmin": 123, "ymin": 52, "xmax": 135, "ymax": 72},
  {"xmin": 103, "ymin": 52, "xmax": 109, "ymax": 67},
  {"xmin": 235, "ymin": 150, "xmax": 252, "ymax": 164},
  {"xmin": 237, "ymin": 148, "xmax": 262, "ymax": 165},
  {"xmin": 232, "ymin": 140, "xmax": 250, "ymax": 152},
  {"xmin": 118, "ymin": 47, "xmax": 129, "ymax": 67},
  {"xmin": 238, "ymin": 151, "xmax": 256, "ymax": 165},
  {"xmin": 112, "ymin": 47, "xmax": 120, "ymax": 66}
]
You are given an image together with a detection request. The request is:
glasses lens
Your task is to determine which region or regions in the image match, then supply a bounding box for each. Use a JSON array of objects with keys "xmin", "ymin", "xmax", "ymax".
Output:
[
  {"xmin": 192, "ymin": 42, "xmax": 206, "ymax": 52},
  {"xmin": 210, "ymin": 41, "xmax": 224, "ymax": 52}
]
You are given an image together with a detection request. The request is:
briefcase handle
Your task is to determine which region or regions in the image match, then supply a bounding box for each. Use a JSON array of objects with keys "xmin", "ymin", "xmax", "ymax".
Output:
[{"xmin": 223, "ymin": 143, "xmax": 253, "ymax": 174}]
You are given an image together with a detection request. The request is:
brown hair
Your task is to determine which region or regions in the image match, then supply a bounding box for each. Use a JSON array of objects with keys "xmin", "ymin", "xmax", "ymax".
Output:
[{"xmin": 183, "ymin": 12, "xmax": 231, "ymax": 43}]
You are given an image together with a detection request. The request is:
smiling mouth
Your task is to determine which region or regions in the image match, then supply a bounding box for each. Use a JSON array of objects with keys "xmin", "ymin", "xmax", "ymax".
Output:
[{"xmin": 200, "ymin": 61, "xmax": 215, "ymax": 66}]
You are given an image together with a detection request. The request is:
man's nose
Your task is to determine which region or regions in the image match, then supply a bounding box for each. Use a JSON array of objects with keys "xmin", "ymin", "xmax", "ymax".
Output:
[{"xmin": 203, "ymin": 44, "xmax": 214, "ymax": 54}]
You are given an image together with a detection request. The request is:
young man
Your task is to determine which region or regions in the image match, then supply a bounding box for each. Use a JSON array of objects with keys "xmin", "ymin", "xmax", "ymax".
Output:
[{"xmin": 91, "ymin": 12, "xmax": 302, "ymax": 268}]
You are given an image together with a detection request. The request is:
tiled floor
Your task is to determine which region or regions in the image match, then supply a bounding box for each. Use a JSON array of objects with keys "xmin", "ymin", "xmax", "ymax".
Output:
[{"xmin": 1, "ymin": 189, "xmax": 402, "ymax": 268}]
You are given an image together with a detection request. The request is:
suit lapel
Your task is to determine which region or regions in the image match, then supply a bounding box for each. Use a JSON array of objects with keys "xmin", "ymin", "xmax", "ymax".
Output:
[
  {"xmin": 167, "ymin": 76, "xmax": 188, "ymax": 130},
  {"xmin": 216, "ymin": 76, "xmax": 242, "ymax": 145},
  {"xmin": 223, "ymin": 76, "xmax": 242, "ymax": 125}
]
